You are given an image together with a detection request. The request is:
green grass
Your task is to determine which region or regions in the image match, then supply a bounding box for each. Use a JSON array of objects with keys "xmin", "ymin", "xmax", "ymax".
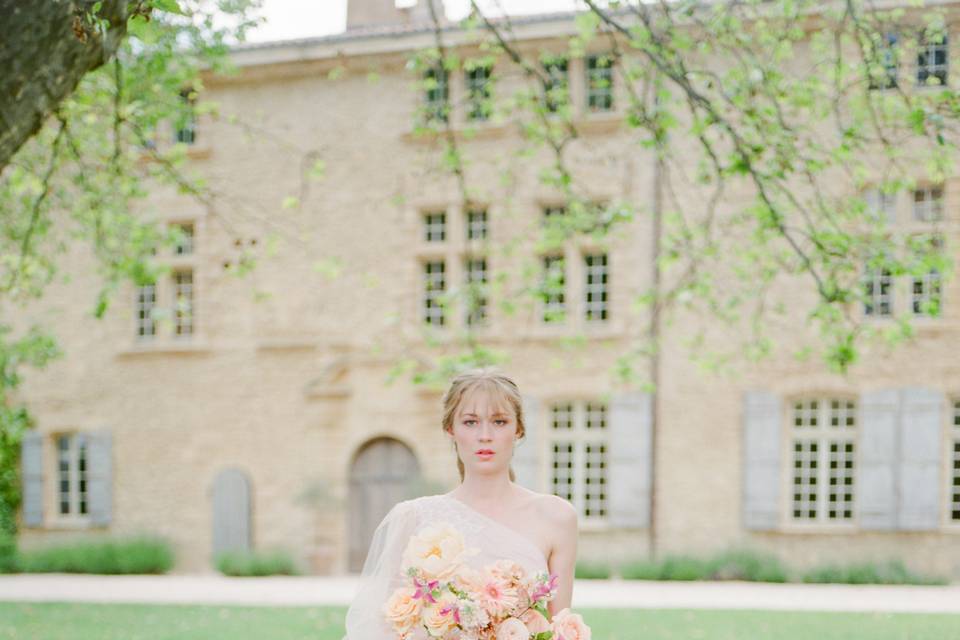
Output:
[{"xmin": 1, "ymin": 603, "xmax": 959, "ymax": 640}]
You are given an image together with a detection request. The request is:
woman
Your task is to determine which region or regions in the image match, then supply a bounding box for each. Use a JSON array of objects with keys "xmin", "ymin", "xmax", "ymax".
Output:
[{"xmin": 343, "ymin": 368, "xmax": 579, "ymax": 639}]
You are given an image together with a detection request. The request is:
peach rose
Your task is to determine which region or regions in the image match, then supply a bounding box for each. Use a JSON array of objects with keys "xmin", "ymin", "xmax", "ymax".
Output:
[
  {"xmin": 551, "ymin": 608, "xmax": 591, "ymax": 640},
  {"xmin": 495, "ymin": 616, "xmax": 530, "ymax": 640},
  {"xmin": 403, "ymin": 523, "xmax": 476, "ymax": 581},
  {"xmin": 422, "ymin": 591, "xmax": 460, "ymax": 637},
  {"xmin": 384, "ymin": 586, "xmax": 423, "ymax": 632},
  {"xmin": 519, "ymin": 608, "xmax": 551, "ymax": 635}
]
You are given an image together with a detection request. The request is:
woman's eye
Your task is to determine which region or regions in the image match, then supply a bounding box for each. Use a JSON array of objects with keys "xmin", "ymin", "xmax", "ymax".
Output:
[
  {"xmin": 464, "ymin": 419, "xmax": 476, "ymax": 426},
  {"xmin": 495, "ymin": 420, "xmax": 508, "ymax": 426}
]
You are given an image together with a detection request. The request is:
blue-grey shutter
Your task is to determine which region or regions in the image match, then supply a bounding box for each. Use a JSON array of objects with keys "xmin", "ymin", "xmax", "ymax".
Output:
[
  {"xmin": 858, "ymin": 389, "xmax": 899, "ymax": 530},
  {"xmin": 742, "ymin": 391, "xmax": 781, "ymax": 530},
  {"xmin": 608, "ymin": 391, "xmax": 652, "ymax": 528},
  {"xmin": 21, "ymin": 431, "xmax": 44, "ymax": 527},
  {"xmin": 212, "ymin": 468, "xmax": 252, "ymax": 556},
  {"xmin": 898, "ymin": 387, "xmax": 943, "ymax": 530},
  {"xmin": 86, "ymin": 432, "xmax": 113, "ymax": 526},
  {"xmin": 513, "ymin": 395, "xmax": 542, "ymax": 490}
]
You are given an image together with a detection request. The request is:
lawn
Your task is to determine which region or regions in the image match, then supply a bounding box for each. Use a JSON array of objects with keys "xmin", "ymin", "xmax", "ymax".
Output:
[{"xmin": 1, "ymin": 603, "xmax": 957, "ymax": 640}]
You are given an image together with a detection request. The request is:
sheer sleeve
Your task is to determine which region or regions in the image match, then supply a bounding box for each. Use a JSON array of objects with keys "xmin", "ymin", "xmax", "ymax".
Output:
[{"xmin": 343, "ymin": 499, "xmax": 419, "ymax": 640}]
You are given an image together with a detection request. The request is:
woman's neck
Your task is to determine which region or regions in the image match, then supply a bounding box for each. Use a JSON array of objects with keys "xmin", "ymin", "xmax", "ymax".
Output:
[{"xmin": 452, "ymin": 473, "xmax": 516, "ymax": 508}]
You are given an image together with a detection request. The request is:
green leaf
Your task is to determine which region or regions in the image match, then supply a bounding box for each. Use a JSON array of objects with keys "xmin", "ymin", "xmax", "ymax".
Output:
[{"xmin": 151, "ymin": 0, "xmax": 186, "ymax": 15}]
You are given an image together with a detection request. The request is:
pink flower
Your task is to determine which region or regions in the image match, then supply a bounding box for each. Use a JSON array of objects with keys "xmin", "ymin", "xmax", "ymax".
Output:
[
  {"xmin": 460, "ymin": 566, "xmax": 520, "ymax": 619},
  {"xmin": 519, "ymin": 608, "xmax": 551, "ymax": 635},
  {"xmin": 495, "ymin": 616, "xmax": 529, "ymax": 640},
  {"xmin": 551, "ymin": 608, "xmax": 591, "ymax": 640}
]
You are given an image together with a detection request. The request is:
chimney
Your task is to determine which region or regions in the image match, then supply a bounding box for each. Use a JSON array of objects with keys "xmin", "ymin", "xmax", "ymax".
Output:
[{"xmin": 346, "ymin": 0, "xmax": 443, "ymax": 31}]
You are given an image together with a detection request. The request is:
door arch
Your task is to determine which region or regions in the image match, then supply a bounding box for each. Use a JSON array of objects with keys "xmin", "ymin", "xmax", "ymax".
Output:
[
  {"xmin": 211, "ymin": 467, "xmax": 252, "ymax": 560},
  {"xmin": 348, "ymin": 438, "xmax": 420, "ymax": 571}
]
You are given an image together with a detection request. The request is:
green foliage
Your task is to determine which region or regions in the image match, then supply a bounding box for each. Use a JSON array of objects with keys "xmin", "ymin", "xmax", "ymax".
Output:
[
  {"xmin": 801, "ymin": 559, "xmax": 948, "ymax": 586},
  {"xmin": 215, "ymin": 548, "xmax": 300, "ymax": 577},
  {"xmin": 16, "ymin": 535, "xmax": 174, "ymax": 574},
  {"xmin": 574, "ymin": 560, "xmax": 612, "ymax": 579}
]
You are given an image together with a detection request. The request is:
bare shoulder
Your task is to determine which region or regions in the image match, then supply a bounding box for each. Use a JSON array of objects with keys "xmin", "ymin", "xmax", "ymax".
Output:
[{"xmin": 522, "ymin": 489, "xmax": 578, "ymax": 530}]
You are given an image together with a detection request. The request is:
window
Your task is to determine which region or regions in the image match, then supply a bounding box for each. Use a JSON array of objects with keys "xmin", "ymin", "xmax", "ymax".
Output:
[
  {"xmin": 57, "ymin": 434, "xmax": 88, "ymax": 518},
  {"xmin": 790, "ymin": 398, "xmax": 856, "ymax": 523},
  {"xmin": 467, "ymin": 209, "xmax": 488, "ymax": 240},
  {"xmin": 586, "ymin": 54, "xmax": 614, "ymax": 111},
  {"xmin": 175, "ymin": 89, "xmax": 196, "ymax": 144},
  {"xmin": 868, "ymin": 32, "xmax": 899, "ymax": 90},
  {"xmin": 423, "ymin": 260, "xmax": 446, "ymax": 326},
  {"xmin": 865, "ymin": 188, "xmax": 896, "ymax": 224},
  {"xmin": 541, "ymin": 255, "xmax": 566, "ymax": 323},
  {"xmin": 466, "ymin": 64, "xmax": 493, "ymax": 122},
  {"xmin": 951, "ymin": 399, "xmax": 960, "ymax": 522},
  {"xmin": 863, "ymin": 267, "xmax": 893, "ymax": 317},
  {"xmin": 423, "ymin": 212, "xmax": 446, "ymax": 242},
  {"xmin": 464, "ymin": 257, "xmax": 488, "ymax": 327},
  {"xmin": 136, "ymin": 283, "xmax": 157, "ymax": 339},
  {"xmin": 917, "ymin": 29, "xmax": 948, "ymax": 86},
  {"xmin": 549, "ymin": 401, "xmax": 608, "ymax": 519},
  {"xmin": 584, "ymin": 253, "xmax": 609, "ymax": 322},
  {"xmin": 542, "ymin": 55, "xmax": 569, "ymax": 113},
  {"xmin": 912, "ymin": 185, "xmax": 944, "ymax": 222},
  {"xmin": 912, "ymin": 269, "xmax": 942, "ymax": 316},
  {"xmin": 173, "ymin": 270, "xmax": 194, "ymax": 337},
  {"xmin": 424, "ymin": 65, "xmax": 449, "ymax": 123},
  {"xmin": 173, "ymin": 222, "xmax": 194, "ymax": 256}
]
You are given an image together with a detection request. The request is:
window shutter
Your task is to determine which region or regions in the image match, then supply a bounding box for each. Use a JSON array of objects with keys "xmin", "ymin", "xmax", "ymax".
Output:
[
  {"xmin": 898, "ymin": 387, "xmax": 943, "ymax": 530},
  {"xmin": 21, "ymin": 431, "xmax": 44, "ymax": 527},
  {"xmin": 742, "ymin": 391, "xmax": 781, "ymax": 530},
  {"xmin": 608, "ymin": 391, "xmax": 652, "ymax": 528},
  {"xmin": 858, "ymin": 389, "xmax": 899, "ymax": 530},
  {"xmin": 513, "ymin": 395, "xmax": 542, "ymax": 491},
  {"xmin": 86, "ymin": 432, "xmax": 113, "ymax": 527}
]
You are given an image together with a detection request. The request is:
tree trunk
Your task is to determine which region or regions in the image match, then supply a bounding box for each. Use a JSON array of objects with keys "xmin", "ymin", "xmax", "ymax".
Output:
[{"xmin": 0, "ymin": 0, "xmax": 132, "ymax": 171}]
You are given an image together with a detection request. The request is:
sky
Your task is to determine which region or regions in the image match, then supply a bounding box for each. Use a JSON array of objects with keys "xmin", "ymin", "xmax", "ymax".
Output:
[{"xmin": 245, "ymin": 0, "xmax": 582, "ymax": 43}]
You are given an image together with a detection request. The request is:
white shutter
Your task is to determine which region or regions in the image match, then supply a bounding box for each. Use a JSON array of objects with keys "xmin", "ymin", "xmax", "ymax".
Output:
[
  {"xmin": 513, "ymin": 395, "xmax": 541, "ymax": 490},
  {"xmin": 21, "ymin": 431, "xmax": 44, "ymax": 527},
  {"xmin": 608, "ymin": 391, "xmax": 652, "ymax": 528},
  {"xmin": 742, "ymin": 391, "xmax": 781, "ymax": 530},
  {"xmin": 898, "ymin": 388, "xmax": 943, "ymax": 530},
  {"xmin": 86, "ymin": 432, "xmax": 113, "ymax": 526},
  {"xmin": 858, "ymin": 389, "xmax": 900, "ymax": 530}
]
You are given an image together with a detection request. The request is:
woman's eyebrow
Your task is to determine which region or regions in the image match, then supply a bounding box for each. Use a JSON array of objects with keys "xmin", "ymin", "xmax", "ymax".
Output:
[{"xmin": 462, "ymin": 411, "xmax": 509, "ymax": 417}]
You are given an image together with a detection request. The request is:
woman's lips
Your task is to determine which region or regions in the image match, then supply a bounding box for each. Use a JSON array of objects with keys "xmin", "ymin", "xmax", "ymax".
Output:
[{"xmin": 475, "ymin": 450, "xmax": 495, "ymax": 457}]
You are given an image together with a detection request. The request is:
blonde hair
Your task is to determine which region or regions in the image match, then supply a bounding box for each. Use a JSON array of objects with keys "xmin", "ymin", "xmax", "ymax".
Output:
[{"xmin": 441, "ymin": 367, "xmax": 525, "ymax": 482}]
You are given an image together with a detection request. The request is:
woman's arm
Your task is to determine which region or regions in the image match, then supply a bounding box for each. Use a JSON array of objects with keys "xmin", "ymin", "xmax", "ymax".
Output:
[{"xmin": 545, "ymin": 495, "xmax": 579, "ymax": 616}]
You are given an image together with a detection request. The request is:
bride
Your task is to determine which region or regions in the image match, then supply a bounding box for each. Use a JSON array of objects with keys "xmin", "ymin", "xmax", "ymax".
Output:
[{"xmin": 343, "ymin": 368, "xmax": 579, "ymax": 639}]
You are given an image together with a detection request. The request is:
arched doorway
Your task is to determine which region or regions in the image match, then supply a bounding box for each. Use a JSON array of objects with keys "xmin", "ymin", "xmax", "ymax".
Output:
[
  {"xmin": 211, "ymin": 468, "xmax": 252, "ymax": 559},
  {"xmin": 348, "ymin": 438, "xmax": 420, "ymax": 571}
]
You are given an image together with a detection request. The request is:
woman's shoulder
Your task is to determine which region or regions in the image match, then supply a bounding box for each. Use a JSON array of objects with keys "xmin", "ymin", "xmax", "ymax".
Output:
[{"xmin": 518, "ymin": 488, "xmax": 578, "ymax": 526}]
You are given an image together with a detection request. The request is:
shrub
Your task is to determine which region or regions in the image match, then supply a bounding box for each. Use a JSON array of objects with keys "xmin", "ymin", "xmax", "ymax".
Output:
[
  {"xmin": 619, "ymin": 559, "xmax": 662, "ymax": 580},
  {"xmin": 17, "ymin": 535, "xmax": 174, "ymax": 574},
  {"xmin": 620, "ymin": 555, "xmax": 713, "ymax": 581},
  {"xmin": 707, "ymin": 548, "xmax": 789, "ymax": 583},
  {"xmin": 574, "ymin": 560, "xmax": 611, "ymax": 579},
  {"xmin": 0, "ymin": 532, "xmax": 16, "ymax": 574},
  {"xmin": 215, "ymin": 548, "xmax": 299, "ymax": 577},
  {"xmin": 801, "ymin": 559, "xmax": 948, "ymax": 586}
]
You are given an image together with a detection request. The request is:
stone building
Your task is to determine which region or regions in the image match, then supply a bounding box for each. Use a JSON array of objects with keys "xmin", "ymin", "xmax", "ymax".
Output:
[{"xmin": 16, "ymin": 0, "xmax": 960, "ymax": 578}]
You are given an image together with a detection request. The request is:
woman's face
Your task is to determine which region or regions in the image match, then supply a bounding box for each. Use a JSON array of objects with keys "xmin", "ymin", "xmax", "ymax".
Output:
[{"xmin": 448, "ymin": 388, "xmax": 519, "ymax": 477}]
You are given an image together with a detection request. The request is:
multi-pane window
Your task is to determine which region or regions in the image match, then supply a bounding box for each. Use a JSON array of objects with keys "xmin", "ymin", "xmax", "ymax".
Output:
[
  {"xmin": 136, "ymin": 283, "xmax": 157, "ymax": 339},
  {"xmin": 541, "ymin": 255, "xmax": 566, "ymax": 323},
  {"xmin": 586, "ymin": 54, "xmax": 614, "ymax": 111},
  {"xmin": 951, "ymin": 399, "xmax": 960, "ymax": 522},
  {"xmin": 424, "ymin": 212, "xmax": 446, "ymax": 242},
  {"xmin": 467, "ymin": 209, "xmax": 488, "ymax": 240},
  {"xmin": 584, "ymin": 253, "xmax": 609, "ymax": 321},
  {"xmin": 542, "ymin": 56, "xmax": 569, "ymax": 113},
  {"xmin": 917, "ymin": 29, "xmax": 948, "ymax": 86},
  {"xmin": 173, "ymin": 270, "xmax": 194, "ymax": 337},
  {"xmin": 863, "ymin": 267, "xmax": 893, "ymax": 317},
  {"xmin": 865, "ymin": 188, "xmax": 896, "ymax": 224},
  {"xmin": 549, "ymin": 401, "xmax": 608, "ymax": 519},
  {"xmin": 173, "ymin": 222, "xmax": 194, "ymax": 255},
  {"xmin": 466, "ymin": 64, "xmax": 493, "ymax": 122},
  {"xmin": 868, "ymin": 32, "xmax": 899, "ymax": 90},
  {"xmin": 464, "ymin": 257, "xmax": 488, "ymax": 327},
  {"xmin": 175, "ymin": 89, "xmax": 196, "ymax": 144},
  {"xmin": 790, "ymin": 398, "xmax": 856, "ymax": 523},
  {"xmin": 912, "ymin": 185, "xmax": 944, "ymax": 222},
  {"xmin": 423, "ymin": 260, "xmax": 446, "ymax": 326},
  {"xmin": 912, "ymin": 269, "xmax": 942, "ymax": 316},
  {"xmin": 57, "ymin": 434, "xmax": 88, "ymax": 518},
  {"xmin": 424, "ymin": 65, "xmax": 449, "ymax": 123}
]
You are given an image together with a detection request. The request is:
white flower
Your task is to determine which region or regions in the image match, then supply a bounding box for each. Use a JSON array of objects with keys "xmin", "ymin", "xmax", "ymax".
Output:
[
  {"xmin": 495, "ymin": 616, "xmax": 530, "ymax": 640},
  {"xmin": 402, "ymin": 522, "xmax": 475, "ymax": 581}
]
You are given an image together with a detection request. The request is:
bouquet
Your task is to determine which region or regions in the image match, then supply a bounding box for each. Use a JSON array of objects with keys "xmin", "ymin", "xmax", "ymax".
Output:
[{"xmin": 382, "ymin": 522, "xmax": 591, "ymax": 640}]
